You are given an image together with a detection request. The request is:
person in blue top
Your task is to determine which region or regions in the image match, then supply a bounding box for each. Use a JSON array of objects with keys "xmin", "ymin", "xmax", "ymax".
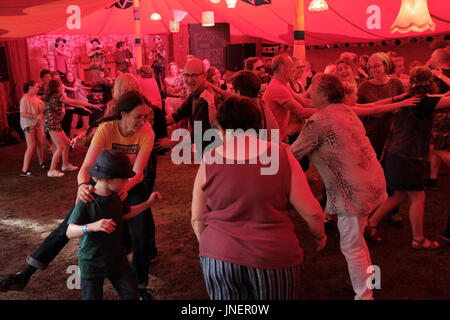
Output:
[{"xmin": 66, "ymin": 150, "xmax": 162, "ymax": 300}]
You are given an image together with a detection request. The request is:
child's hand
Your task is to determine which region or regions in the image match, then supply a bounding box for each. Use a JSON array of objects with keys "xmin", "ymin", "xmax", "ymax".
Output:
[
  {"xmin": 147, "ymin": 192, "xmax": 163, "ymax": 204},
  {"xmin": 90, "ymin": 219, "xmax": 116, "ymax": 234}
]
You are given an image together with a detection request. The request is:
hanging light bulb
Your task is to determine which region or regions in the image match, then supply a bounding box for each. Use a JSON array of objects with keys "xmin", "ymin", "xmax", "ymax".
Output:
[
  {"xmin": 202, "ymin": 11, "xmax": 215, "ymax": 27},
  {"xmin": 226, "ymin": 0, "xmax": 237, "ymax": 8},
  {"xmin": 390, "ymin": 0, "xmax": 435, "ymax": 33},
  {"xmin": 169, "ymin": 20, "xmax": 180, "ymax": 32},
  {"xmin": 150, "ymin": 12, "xmax": 162, "ymax": 20},
  {"xmin": 308, "ymin": 0, "xmax": 328, "ymax": 11},
  {"xmin": 210, "ymin": 0, "xmax": 221, "ymax": 3}
]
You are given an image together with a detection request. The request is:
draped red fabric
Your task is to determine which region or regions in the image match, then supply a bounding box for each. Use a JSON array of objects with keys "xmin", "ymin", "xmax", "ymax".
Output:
[{"xmin": 0, "ymin": 39, "xmax": 31, "ymax": 106}]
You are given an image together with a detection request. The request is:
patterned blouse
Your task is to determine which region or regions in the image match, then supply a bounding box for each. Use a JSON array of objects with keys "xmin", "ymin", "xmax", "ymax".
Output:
[
  {"xmin": 44, "ymin": 93, "xmax": 64, "ymax": 132},
  {"xmin": 291, "ymin": 104, "xmax": 387, "ymax": 216}
]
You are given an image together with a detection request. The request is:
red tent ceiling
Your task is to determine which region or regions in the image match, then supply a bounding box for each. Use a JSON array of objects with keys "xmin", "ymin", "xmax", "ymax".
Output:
[{"xmin": 0, "ymin": 0, "xmax": 449, "ymax": 45}]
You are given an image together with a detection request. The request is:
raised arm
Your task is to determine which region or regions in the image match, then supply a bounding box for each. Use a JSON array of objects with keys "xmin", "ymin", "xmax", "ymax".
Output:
[
  {"xmin": 282, "ymin": 99, "xmax": 316, "ymax": 119},
  {"xmin": 432, "ymin": 69, "xmax": 450, "ymax": 87},
  {"xmin": 352, "ymin": 96, "xmax": 420, "ymax": 116},
  {"xmin": 123, "ymin": 192, "xmax": 162, "ymax": 220},
  {"xmin": 61, "ymin": 95, "xmax": 94, "ymax": 108},
  {"xmin": 292, "ymin": 92, "xmax": 312, "ymax": 108},
  {"xmin": 435, "ymin": 96, "xmax": 450, "ymax": 112}
]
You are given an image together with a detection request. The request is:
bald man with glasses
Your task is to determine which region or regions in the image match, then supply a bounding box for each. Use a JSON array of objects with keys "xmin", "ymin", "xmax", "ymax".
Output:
[{"xmin": 156, "ymin": 58, "xmax": 222, "ymax": 152}]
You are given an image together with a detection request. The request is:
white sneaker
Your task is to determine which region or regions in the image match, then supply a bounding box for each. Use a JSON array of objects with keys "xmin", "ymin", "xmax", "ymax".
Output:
[
  {"xmin": 61, "ymin": 164, "xmax": 78, "ymax": 172},
  {"xmin": 47, "ymin": 170, "xmax": 65, "ymax": 178}
]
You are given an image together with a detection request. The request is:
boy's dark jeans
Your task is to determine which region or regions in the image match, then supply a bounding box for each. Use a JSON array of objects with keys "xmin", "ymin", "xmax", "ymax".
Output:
[{"xmin": 81, "ymin": 267, "xmax": 139, "ymax": 300}]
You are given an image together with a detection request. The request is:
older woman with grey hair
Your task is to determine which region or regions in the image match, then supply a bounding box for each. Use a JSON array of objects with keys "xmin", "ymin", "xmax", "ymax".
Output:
[{"xmin": 291, "ymin": 73, "xmax": 387, "ymax": 300}]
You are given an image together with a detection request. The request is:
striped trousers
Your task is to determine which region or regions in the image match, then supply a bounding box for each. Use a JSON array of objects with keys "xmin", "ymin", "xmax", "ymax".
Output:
[{"xmin": 200, "ymin": 257, "xmax": 302, "ymax": 300}]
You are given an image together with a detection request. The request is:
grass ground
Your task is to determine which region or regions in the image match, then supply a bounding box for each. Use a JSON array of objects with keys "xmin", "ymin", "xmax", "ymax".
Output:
[{"xmin": 0, "ymin": 140, "xmax": 449, "ymax": 300}]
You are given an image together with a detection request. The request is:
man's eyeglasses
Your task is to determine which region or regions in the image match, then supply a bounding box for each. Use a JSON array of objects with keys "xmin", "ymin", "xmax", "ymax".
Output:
[
  {"xmin": 255, "ymin": 65, "xmax": 265, "ymax": 71},
  {"xmin": 183, "ymin": 72, "xmax": 203, "ymax": 79}
]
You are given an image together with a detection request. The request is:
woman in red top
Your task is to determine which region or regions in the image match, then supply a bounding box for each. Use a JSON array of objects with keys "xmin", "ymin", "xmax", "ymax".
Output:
[{"xmin": 191, "ymin": 96, "xmax": 325, "ymax": 300}]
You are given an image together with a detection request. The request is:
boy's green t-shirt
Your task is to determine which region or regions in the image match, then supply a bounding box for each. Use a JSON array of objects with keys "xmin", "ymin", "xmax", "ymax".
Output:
[{"xmin": 68, "ymin": 194, "xmax": 131, "ymax": 279}]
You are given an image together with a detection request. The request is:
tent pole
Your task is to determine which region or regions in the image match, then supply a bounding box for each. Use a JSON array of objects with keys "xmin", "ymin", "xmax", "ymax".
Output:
[
  {"xmin": 134, "ymin": 0, "xmax": 143, "ymax": 69},
  {"xmin": 293, "ymin": 0, "xmax": 306, "ymax": 61}
]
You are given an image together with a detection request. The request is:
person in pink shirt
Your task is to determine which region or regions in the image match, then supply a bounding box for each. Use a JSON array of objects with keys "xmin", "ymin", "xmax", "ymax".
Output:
[
  {"xmin": 262, "ymin": 55, "xmax": 316, "ymax": 141},
  {"xmin": 138, "ymin": 65, "xmax": 162, "ymax": 110}
]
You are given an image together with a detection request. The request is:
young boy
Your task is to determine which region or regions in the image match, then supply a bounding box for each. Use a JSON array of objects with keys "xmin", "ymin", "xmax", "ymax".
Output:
[{"xmin": 66, "ymin": 150, "xmax": 162, "ymax": 300}]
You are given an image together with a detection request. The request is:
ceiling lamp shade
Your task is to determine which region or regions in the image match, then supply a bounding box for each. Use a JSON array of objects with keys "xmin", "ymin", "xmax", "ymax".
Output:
[
  {"xmin": 210, "ymin": 0, "xmax": 221, "ymax": 3},
  {"xmin": 169, "ymin": 20, "xmax": 180, "ymax": 32},
  {"xmin": 308, "ymin": 0, "xmax": 328, "ymax": 11},
  {"xmin": 172, "ymin": 9, "xmax": 188, "ymax": 22},
  {"xmin": 390, "ymin": 0, "xmax": 436, "ymax": 33},
  {"xmin": 150, "ymin": 12, "xmax": 162, "ymax": 20},
  {"xmin": 202, "ymin": 11, "xmax": 215, "ymax": 27},
  {"xmin": 226, "ymin": 0, "xmax": 238, "ymax": 8}
]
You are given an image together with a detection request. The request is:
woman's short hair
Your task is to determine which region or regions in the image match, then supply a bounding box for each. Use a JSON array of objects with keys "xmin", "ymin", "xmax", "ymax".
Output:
[
  {"xmin": 217, "ymin": 96, "xmax": 262, "ymax": 131},
  {"xmin": 113, "ymin": 73, "xmax": 141, "ymax": 100},
  {"xmin": 168, "ymin": 61, "xmax": 178, "ymax": 70},
  {"xmin": 206, "ymin": 67, "xmax": 220, "ymax": 84},
  {"xmin": 23, "ymin": 80, "xmax": 36, "ymax": 94},
  {"xmin": 115, "ymin": 90, "xmax": 152, "ymax": 118},
  {"xmin": 312, "ymin": 73, "xmax": 345, "ymax": 104},
  {"xmin": 409, "ymin": 66, "xmax": 438, "ymax": 96},
  {"xmin": 339, "ymin": 52, "xmax": 358, "ymax": 64},
  {"xmin": 138, "ymin": 65, "xmax": 153, "ymax": 79},
  {"xmin": 336, "ymin": 58, "xmax": 358, "ymax": 77},
  {"xmin": 116, "ymin": 41, "xmax": 125, "ymax": 49},
  {"xmin": 232, "ymin": 70, "xmax": 261, "ymax": 98},
  {"xmin": 39, "ymin": 69, "xmax": 51, "ymax": 79},
  {"xmin": 368, "ymin": 52, "xmax": 394, "ymax": 74},
  {"xmin": 244, "ymin": 57, "xmax": 261, "ymax": 71}
]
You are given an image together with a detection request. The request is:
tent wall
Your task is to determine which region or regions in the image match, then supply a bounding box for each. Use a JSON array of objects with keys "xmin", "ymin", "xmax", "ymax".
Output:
[
  {"xmin": 26, "ymin": 26, "xmax": 263, "ymax": 81},
  {"xmin": 26, "ymin": 33, "xmax": 171, "ymax": 81},
  {"xmin": 304, "ymin": 41, "xmax": 436, "ymax": 74}
]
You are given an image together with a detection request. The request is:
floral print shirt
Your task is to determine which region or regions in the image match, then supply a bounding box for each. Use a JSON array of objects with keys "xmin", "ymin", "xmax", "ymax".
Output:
[{"xmin": 291, "ymin": 104, "xmax": 387, "ymax": 216}]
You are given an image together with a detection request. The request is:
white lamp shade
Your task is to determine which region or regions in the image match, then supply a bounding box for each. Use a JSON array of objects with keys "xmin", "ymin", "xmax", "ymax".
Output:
[
  {"xmin": 308, "ymin": 0, "xmax": 328, "ymax": 11},
  {"xmin": 172, "ymin": 9, "xmax": 188, "ymax": 22},
  {"xmin": 390, "ymin": 0, "xmax": 436, "ymax": 33},
  {"xmin": 169, "ymin": 20, "xmax": 180, "ymax": 32},
  {"xmin": 150, "ymin": 12, "xmax": 162, "ymax": 20},
  {"xmin": 226, "ymin": 0, "xmax": 237, "ymax": 8},
  {"xmin": 210, "ymin": 0, "xmax": 221, "ymax": 3},
  {"xmin": 202, "ymin": 11, "xmax": 215, "ymax": 27}
]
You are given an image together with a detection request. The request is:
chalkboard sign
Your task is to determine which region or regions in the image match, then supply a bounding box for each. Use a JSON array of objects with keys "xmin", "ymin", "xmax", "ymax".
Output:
[{"xmin": 188, "ymin": 23, "xmax": 230, "ymax": 72}]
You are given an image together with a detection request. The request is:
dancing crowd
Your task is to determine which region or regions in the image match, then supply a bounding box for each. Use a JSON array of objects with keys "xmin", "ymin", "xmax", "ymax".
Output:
[{"xmin": 1, "ymin": 38, "xmax": 449, "ymax": 300}]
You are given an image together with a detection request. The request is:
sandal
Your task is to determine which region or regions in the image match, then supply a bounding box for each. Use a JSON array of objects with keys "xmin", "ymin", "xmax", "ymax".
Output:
[
  {"xmin": 411, "ymin": 238, "xmax": 440, "ymax": 250},
  {"xmin": 365, "ymin": 221, "xmax": 382, "ymax": 241}
]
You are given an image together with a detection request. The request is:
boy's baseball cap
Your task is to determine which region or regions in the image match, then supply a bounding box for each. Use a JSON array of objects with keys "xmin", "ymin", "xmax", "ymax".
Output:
[{"xmin": 88, "ymin": 150, "xmax": 135, "ymax": 179}]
